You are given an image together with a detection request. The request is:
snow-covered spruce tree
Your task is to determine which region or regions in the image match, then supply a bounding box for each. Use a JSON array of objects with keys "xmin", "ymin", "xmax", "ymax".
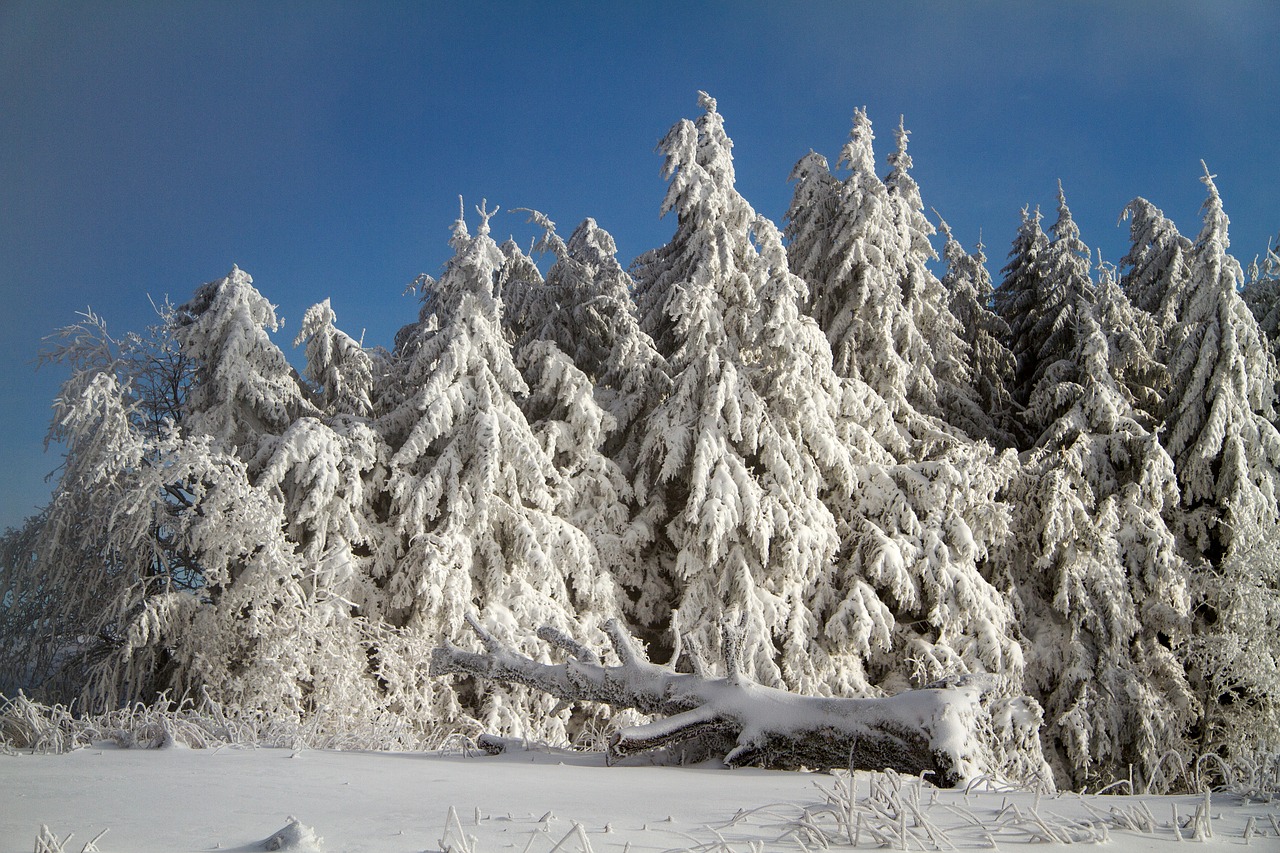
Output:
[
  {"xmin": 1119, "ymin": 197, "xmax": 1195, "ymax": 337},
  {"xmin": 884, "ymin": 118, "xmax": 981, "ymax": 435},
  {"xmin": 252, "ymin": 416, "xmax": 382, "ymax": 604},
  {"xmin": 172, "ymin": 266, "xmax": 317, "ymax": 464},
  {"xmin": 785, "ymin": 152, "xmax": 1031, "ymax": 694},
  {"xmin": 632, "ymin": 95, "xmax": 1023, "ymax": 704},
  {"xmin": 501, "ymin": 212, "xmax": 671, "ymax": 624},
  {"xmin": 994, "ymin": 205, "xmax": 1050, "ymax": 439},
  {"xmin": 495, "ymin": 236, "xmax": 545, "ymax": 346},
  {"xmin": 517, "ymin": 340, "xmax": 639, "ymax": 622},
  {"xmin": 374, "ymin": 201, "xmax": 623, "ymax": 742},
  {"xmin": 784, "ymin": 109, "xmax": 921, "ymax": 424},
  {"xmin": 1004, "ymin": 277, "xmax": 1193, "ymax": 790},
  {"xmin": 175, "ymin": 267, "xmax": 384, "ymax": 630},
  {"xmin": 281, "ymin": 298, "xmax": 384, "ymax": 599},
  {"xmin": 630, "ymin": 93, "xmax": 852, "ymax": 691},
  {"xmin": 1243, "ymin": 237, "xmax": 1280, "ymax": 360},
  {"xmin": 1164, "ymin": 166, "xmax": 1280, "ymax": 560},
  {"xmin": 1117, "ymin": 197, "xmax": 1194, "ymax": 424},
  {"xmin": 937, "ymin": 218, "xmax": 1018, "ymax": 447},
  {"xmin": 1019, "ymin": 184, "xmax": 1097, "ymax": 442},
  {"xmin": 782, "ymin": 150, "xmax": 841, "ymax": 295},
  {"xmin": 510, "ymin": 212, "xmax": 671, "ymax": 469},
  {"xmin": 787, "ymin": 107, "xmax": 1023, "ymax": 697},
  {"xmin": 565, "ymin": 218, "xmax": 674, "ymax": 448},
  {"xmin": 501, "ymin": 225, "xmax": 573, "ymax": 363},
  {"xmin": 294, "ymin": 298, "xmax": 375, "ymax": 418},
  {"xmin": 1164, "ymin": 166, "xmax": 1280, "ymax": 762},
  {"xmin": 790, "ymin": 177, "xmax": 1025, "ymax": 691},
  {"xmin": 1090, "ymin": 260, "xmax": 1167, "ymax": 426},
  {"xmin": 826, "ymin": 439, "xmax": 1025, "ymax": 697}
]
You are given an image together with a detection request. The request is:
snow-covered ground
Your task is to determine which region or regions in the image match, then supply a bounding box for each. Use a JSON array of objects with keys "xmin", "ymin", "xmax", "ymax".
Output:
[{"xmin": 3, "ymin": 743, "xmax": 1278, "ymax": 853}]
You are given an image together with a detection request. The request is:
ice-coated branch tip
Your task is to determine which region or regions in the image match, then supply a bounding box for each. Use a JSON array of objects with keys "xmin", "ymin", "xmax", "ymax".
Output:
[
  {"xmin": 604, "ymin": 618, "xmax": 641, "ymax": 666},
  {"xmin": 473, "ymin": 199, "xmax": 499, "ymax": 236},
  {"xmin": 536, "ymin": 624, "xmax": 600, "ymax": 666},
  {"xmin": 931, "ymin": 208, "xmax": 951, "ymax": 238},
  {"xmin": 463, "ymin": 611, "xmax": 499, "ymax": 652},
  {"xmin": 720, "ymin": 613, "xmax": 747, "ymax": 681},
  {"xmin": 513, "ymin": 207, "xmax": 554, "ymax": 233}
]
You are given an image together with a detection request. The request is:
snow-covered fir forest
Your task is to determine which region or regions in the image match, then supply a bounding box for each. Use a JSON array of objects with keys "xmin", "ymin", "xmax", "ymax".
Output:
[{"xmin": 3, "ymin": 93, "xmax": 1279, "ymax": 793}]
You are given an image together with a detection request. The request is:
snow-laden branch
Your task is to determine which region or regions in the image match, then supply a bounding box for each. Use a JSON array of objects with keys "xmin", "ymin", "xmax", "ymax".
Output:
[{"xmin": 430, "ymin": 617, "xmax": 1008, "ymax": 788}]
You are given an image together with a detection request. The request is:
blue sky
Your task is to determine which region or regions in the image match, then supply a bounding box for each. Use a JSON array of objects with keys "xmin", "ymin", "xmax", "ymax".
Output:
[{"xmin": 2, "ymin": 1, "xmax": 1278, "ymax": 530}]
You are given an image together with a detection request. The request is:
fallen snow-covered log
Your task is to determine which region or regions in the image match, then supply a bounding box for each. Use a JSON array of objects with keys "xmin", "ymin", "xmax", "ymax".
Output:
[{"xmin": 430, "ymin": 617, "xmax": 1049, "ymax": 788}]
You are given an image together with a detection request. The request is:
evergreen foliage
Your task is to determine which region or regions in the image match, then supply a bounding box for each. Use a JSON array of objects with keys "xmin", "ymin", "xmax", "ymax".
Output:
[
  {"xmin": 785, "ymin": 110, "xmax": 919, "ymax": 418},
  {"xmin": 1019, "ymin": 185, "xmax": 1097, "ymax": 443},
  {"xmin": 937, "ymin": 218, "xmax": 1018, "ymax": 447},
  {"xmin": 511, "ymin": 212, "xmax": 671, "ymax": 466},
  {"xmin": 374, "ymin": 201, "xmax": 624, "ymax": 739},
  {"xmin": 1003, "ymin": 277, "xmax": 1193, "ymax": 789},
  {"xmin": 3, "ymin": 97, "xmax": 1277, "ymax": 792},
  {"xmin": 1162, "ymin": 166, "xmax": 1280, "ymax": 559},
  {"xmin": 1161, "ymin": 167, "xmax": 1280, "ymax": 764},
  {"xmin": 294, "ymin": 298, "xmax": 375, "ymax": 418},
  {"xmin": 172, "ymin": 266, "xmax": 317, "ymax": 461},
  {"xmin": 995, "ymin": 205, "xmax": 1051, "ymax": 425},
  {"xmin": 1243, "ymin": 236, "xmax": 1280, "ymax": 359},
  {"xmin": 1120, "ymin": 197, "xmax": 1195, "ymax": 333},
  {"xmin": 886, "ymin": 118, "xmax": 976, "ymax": 432},
  {"xmin": 630, "ymin": 93, "xmax": 849, "ymax": 689}
]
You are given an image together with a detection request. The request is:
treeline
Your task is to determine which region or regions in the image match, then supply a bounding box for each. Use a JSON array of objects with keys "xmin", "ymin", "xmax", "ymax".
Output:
[{"xmin": 2, "ymin": 93, "xmax": 1278, "ymax": 791}]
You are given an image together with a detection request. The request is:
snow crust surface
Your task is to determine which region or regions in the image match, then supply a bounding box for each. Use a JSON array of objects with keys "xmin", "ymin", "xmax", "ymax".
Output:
[{"xmin": 3, "ymin": 745, "xmax": 1276, "ymax": 852}]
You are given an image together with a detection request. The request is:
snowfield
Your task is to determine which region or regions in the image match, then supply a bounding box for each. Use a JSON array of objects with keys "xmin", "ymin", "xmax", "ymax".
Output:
[{"xmin": 3, "ymin": 744, "xmax": 1278, "ymax": 853}]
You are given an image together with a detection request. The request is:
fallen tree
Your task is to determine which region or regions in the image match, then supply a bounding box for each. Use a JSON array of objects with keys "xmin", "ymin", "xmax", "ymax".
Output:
[{"xmin": 430, "ymin": 617, "xmax": 1051, "ymax": 789}]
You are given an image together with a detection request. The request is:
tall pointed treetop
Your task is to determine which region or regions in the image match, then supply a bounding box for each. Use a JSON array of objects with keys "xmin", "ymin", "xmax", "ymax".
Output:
[
  {"xmin": 938, "ymin": 215, "xmax": 1017, "ymax": 446},
  {"xmin": 294, "ymin": 298, "xmax": 374, "ymax": 418},
  {"xmin": 839, "ymin": 107, "xmax": 877, "ymax": 178},
  {"xmin": 1164, "ymin": 164, "xmax": 1280, "ymax": 543},
  {"xmin": 1243, "ymin": 236, "xmax": 1280, "ymax": 357},
  {"xmin": 1119, "ymin": 197, "xmax": 1193, "ymax": 329},
  {"xmin": 995, "ymin": 205, "xmax": 1050, "ymax": 423},
  {"xmin": 632, "ymin": 94, "xmax": 858, "ymax": 692},
  {"xmin": 173, "ymin": 266, "xmax": 315, "ymax": 457},
  {"xmin": 885, "ymin": 115, "xmax": 936, "ymax": 261}
]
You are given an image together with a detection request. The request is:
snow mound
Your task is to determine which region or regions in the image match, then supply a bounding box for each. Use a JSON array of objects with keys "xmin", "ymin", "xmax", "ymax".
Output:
[{"xmin": 260, "ymin": 818, "xmax": 323, "ymax": 852}]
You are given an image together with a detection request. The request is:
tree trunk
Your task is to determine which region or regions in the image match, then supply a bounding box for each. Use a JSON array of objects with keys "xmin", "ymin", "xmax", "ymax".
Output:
[{"xmin": 430, "ymin": 617, "xmax": 1040, "ymax": 788}]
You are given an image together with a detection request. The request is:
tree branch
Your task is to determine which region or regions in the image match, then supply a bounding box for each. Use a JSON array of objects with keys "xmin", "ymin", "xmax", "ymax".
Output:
[{"xmin": 430, "ymin": 618, "xmax": 1012, "ymax": 787}]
